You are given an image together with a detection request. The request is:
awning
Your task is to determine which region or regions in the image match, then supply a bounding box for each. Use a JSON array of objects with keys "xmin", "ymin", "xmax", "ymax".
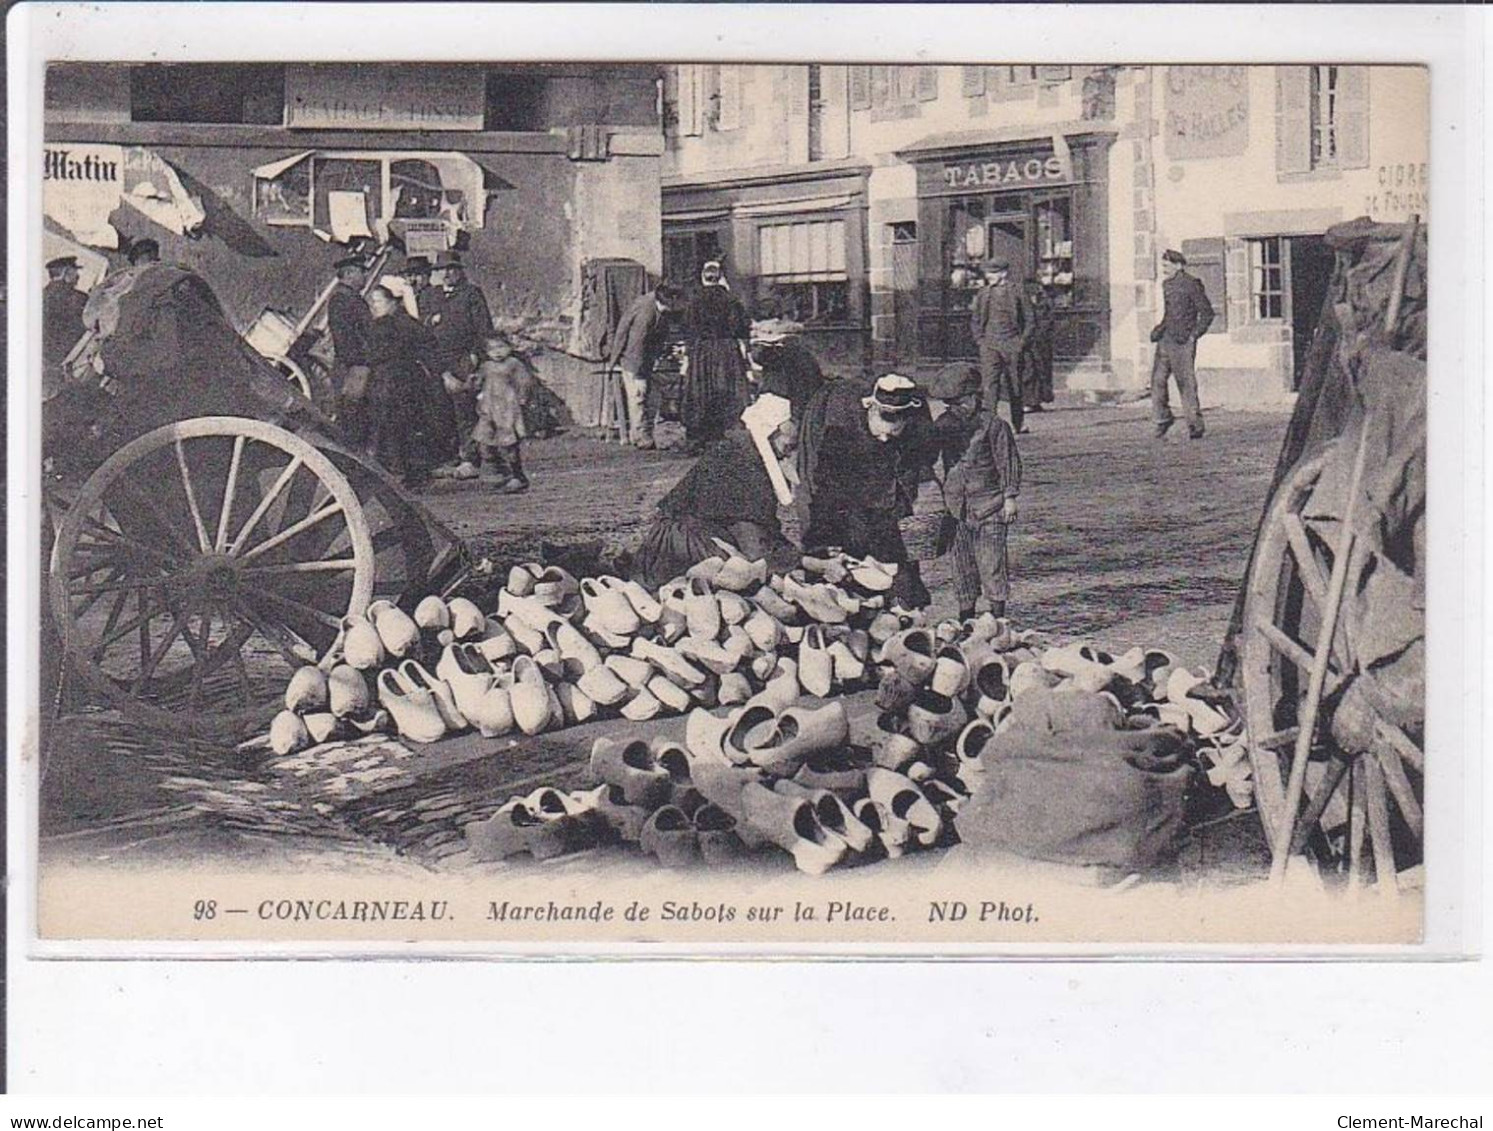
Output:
[
  {"xmin": 664, "ymin": 208, "xmax": 732, "ymax": 225},
  {"xmin": 895, "ymin": 120, "xmax": 1118, "ymax": 159},
  {"xmin": 734, "ymin": 193, "xmax": 858, "ymax": 219},
  {"xmin": 251, "ymin": 151, "xmax": 314, "ymax": 180}
]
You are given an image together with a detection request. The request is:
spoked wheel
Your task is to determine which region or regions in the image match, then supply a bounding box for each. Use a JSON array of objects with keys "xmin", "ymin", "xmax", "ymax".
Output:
[
  {"xmin": 1240, "ymin": 441, "xmax": 1424, "ymax": 889},
  {"xmin": 50, "ymin": 417, "xmax": 376, "ymax": 737}
]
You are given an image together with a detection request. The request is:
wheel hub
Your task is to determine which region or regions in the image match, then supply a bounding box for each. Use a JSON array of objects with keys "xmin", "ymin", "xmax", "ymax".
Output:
[{"xmin": 175, "ymin": 553, "xmax": 242, "ymax": 601}]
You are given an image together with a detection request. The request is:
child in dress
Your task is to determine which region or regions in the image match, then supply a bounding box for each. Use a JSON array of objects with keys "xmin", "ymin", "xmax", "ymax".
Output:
[{"xmin": 472, "ymin": 332, "xmax": 533, "ymax": 494}]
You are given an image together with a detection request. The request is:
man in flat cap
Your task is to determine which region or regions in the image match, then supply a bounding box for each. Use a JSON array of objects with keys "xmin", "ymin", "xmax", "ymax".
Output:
[
  {"xmin": 327, "ymin": 254, "xmax": 375, "ymax": 449},
  {"xmin": 425, "ymin": 250, "xmax": 495, "ymax": 477},
  {"xmin": 970, "ymin": 257, "xmax": 1032, "ymax": 433},
  {"xmin": 43, "ymin": 256, "xmax": 88, "ymax": 397},
  {"xmin": 1150, "ymin": 248, "xmax": 1215, "ymax": 440}
]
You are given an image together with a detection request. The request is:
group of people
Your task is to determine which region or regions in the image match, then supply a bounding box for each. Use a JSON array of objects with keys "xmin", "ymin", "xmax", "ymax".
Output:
[{"xmin": 326, "ymin": 251, "xmax": 543, "ymax": 492}]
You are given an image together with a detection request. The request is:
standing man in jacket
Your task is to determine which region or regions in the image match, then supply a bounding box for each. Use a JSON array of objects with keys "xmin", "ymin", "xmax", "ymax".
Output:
[
  {"xmin": 608, "ymin": 282, "xmax": 681, "ymax": 449},
  {"xmin": 1151, "ymin": 248, "xmax": 1215, "ymax": 439},
  {"xmin": 969, "ymin": 257, "xmax": 1031, "ymax": 433},
  {"xmin": 326, "ymin": 254, "xmax": 374, "ymax": 451},
  {"xmin": 426, "ymin": 251, "xmax": 494, "ymax": 477},
  {"xmin": 43, "ymin": 256, "xmax": 88, "ymax": 399}
]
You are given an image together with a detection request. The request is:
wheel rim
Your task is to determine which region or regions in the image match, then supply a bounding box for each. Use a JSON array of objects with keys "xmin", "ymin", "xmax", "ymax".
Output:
[{"xmin": 50, "ymin": 417, "xmax": 376, "ymax": 736}]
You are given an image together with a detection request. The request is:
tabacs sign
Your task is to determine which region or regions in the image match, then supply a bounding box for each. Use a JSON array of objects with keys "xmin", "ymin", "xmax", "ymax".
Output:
[{"xmin": 939, "ymin": 154, "xmax": 1069, "ymax": 191}]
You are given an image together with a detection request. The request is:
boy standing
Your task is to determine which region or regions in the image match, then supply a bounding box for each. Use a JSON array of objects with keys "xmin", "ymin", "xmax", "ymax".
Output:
[{"xmin": 928, "ymin": 364, "xmax": 1022, "ymax": 621}]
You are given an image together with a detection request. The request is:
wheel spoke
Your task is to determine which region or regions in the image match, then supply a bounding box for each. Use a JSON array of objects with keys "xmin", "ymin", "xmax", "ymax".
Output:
[
  {"xmin": 115, "ymin": 481, "xmax": 200, "ymax": 559},
  {"xmin": 98, "ymin": 589, "xmax": 132, "ymax": 650},
  {"xmin": 231, "ymin": 647, "xmax": 254, "ymax": 709},
  {"xmin": 1372, "ymin": 739, "xmax": 1423, "ymax": 839},
  {"xmin": 1288, "ymin": 754, "xmax": 1351, "ymax": 856},
  {"xmin": 1348, "ymin": 767, "xmax": 1367, "ymax": 891},
  {"xmin": 215, "ymin": 434, "xmax": 247, "ymax": 553},
  {"xmin": 238, "ymin": 582, "xmax": 344, "ymax": 630},
  {"xmin": 240, "ymin": 558, "xmax": 358, "ymax": 576},
  {"xmin": 174, "ymin": 439, "xmax": 213, "ymax": 554},
  {"xmin": 132, "ymin": 614, "xmax": 188, "ymax": 694},
  {"xmin": 238, "ymin": 501, "xmax": 345, "ymax": 564},
  {"xmin": 230, "ymin": 598, "xmax": 320, "ymax": 667},
  {"xmin": 1362, "ymin": 755, "xmax": 1399, "ymax": 893},
  {"xmin": 1282, "ymin": 513, "xmax": 1329, "ymax": 606},
  {"xmin": 1254, "ymin": 726, "xmax": 1300, "ymax": 752},
  {"xmin": 1374, "ymin": 719, "xmax": 1424, "ymax": 773},
  {"xmin": 228, "ymin": 456, "xmax": 304, "ymax": 557},
  {"xmin": 70, "ymin": 575, "xmax": 172, "ymax": 597},
  {"xmin": 93, "ymin": 596, "xmax": 162, "ymax": 662},
  {"xmin": 81, "ymin": 514, "xmax": 181, "ymax": 569}
]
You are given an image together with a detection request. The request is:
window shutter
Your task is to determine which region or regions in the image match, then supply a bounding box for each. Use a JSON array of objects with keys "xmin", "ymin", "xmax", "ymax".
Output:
[
  {"xmin": 1275, "ymin": 65, "xmax": 1311, "ymax": 175},
  {"xmin": 1037, "ymin": 65, "xmax": 1072, "ymax": 83},
  {"xmin": 716, "ymin": 65, "xmax": 741, "ymax": 131},
  {"xmin": 915, "ymin": 66, "xmax": 939, "ymax": 102},
  {"xmin": 1336, "ymin": 66, "xmax": 1370, "ymax": 169},
  {"xmin": 1181, "ymin": 237, "xmax": 1228, "ymax": 334},
  {"xmin": 849, "ymin": 65, "xmax": 872, "ymax": 110},
  {"xmin": 962, "ymin": 65, "xmax": 986, "ymax": 98},
  {"xmin": 677, "ymin": 64, "xmax": 703, "ymax": 136},
  {"xmin": 870, "ymin": 65, "xmax": 892, "ymax": 108}
]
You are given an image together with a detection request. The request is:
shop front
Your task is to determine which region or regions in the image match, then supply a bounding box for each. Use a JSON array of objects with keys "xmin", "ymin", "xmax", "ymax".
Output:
[{"xmin": 899, "ymin": 128, "xmax": 1117, "ymax": 379}]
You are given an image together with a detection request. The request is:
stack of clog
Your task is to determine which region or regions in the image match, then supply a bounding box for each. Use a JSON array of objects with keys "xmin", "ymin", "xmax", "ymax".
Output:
[{"xmin": 267, "ymin": 546, "xmax": 898, "ymax": 754}]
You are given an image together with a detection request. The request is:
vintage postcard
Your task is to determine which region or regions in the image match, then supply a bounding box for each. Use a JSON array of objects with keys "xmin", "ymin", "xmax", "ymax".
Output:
[{"xmin": 20, "ymin": 40, "xmax": 1441, "ymax": 951}]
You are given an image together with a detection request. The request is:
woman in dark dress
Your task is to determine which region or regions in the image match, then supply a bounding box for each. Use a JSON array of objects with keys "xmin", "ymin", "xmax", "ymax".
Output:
[
  {"xmin": 367, "ymin": 285, "xmax": 444, "ymax": 487},
  {"xmin": 681, "ymin": 260, "xmax": 750, "ymax": 451}
]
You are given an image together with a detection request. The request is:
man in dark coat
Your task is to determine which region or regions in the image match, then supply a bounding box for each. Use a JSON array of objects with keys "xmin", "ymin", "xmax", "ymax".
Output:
[
  {"xmin": 970, "ymin": 258, "xmax": 1031, "ymax": 433},
  {"xmin": 327, "ymin": 254, "xmax": 374, "ymax": 450},
  {"xmin": 43, "ymin": 256, "xmax": 88, "ymax": 399},
  {"xmin": 425, "ymin": 251, "xmax": 494, "ymax": 474},
  {"xmin": 1151, "ymin": 248, "xmax": 1215, "ymax": 440},
  {"xmin": 609, "ymin": 283, "xmax": 682, "ymax": 449}
]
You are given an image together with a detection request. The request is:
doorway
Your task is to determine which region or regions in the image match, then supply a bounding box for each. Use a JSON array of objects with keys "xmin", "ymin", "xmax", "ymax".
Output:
[{"xmin": 1289, "ymin": 235, "xmax": 1335, "ymax": 388}]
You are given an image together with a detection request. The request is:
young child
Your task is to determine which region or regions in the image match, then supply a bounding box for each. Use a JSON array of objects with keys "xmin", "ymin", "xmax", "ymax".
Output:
[
  {"xmin": 472, "ymin": 332, "xmax": 534, "ymax": 494},
  {"xmin": 928, "ymin": 363, "xmax": 1022, "ymax": 621}
]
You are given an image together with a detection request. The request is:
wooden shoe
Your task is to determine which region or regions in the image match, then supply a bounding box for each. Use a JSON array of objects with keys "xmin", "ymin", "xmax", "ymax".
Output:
[
  {"xmin": 972, "ymin": 656, "xmax": 1012, "ymax": 718},
  {"xmin": 285, "ymin": 664, "xmax": 329, "ymax": 713},
  {"xmin": 714, "ymin": 554, "xmax": 767, "ymax": 593},
  {"xmin": 609, "ymin": 577, "xmax": 663, "ymax": 624},
  {"xmin": 327, "ymin": 664, "xmax": 370, "ymax": 718},
  {"xmin": 801, "ymin": 553, "xmax": 849, "ymax": 584},
  {"xmin": 722, "ymin": 625, "xmax": 755, "ymax": 662},
  {"xmin": 1165, "ymin": 668, "xmax": 1231, "ymax": 735},
  {"xmin": 339, "ymin": 613, "xmax": 386, "ymax": 670},
  {"xmin": 556, "ymin": 682, "xmax": 598, "ymax": 725},
  {"xmin": 677, "ymin": 636, "xmax": 740, "ymax": 676},
  {"xmin": 579, "ymin": 614, "xmax": 631, "ymax": 651},
  {"xmin": 682, "ymin": 578, "xmax": 722, "ymax": 640},
  {"xmin": 377, "ymin": 668, "xmax": 448, "ymax": 744},
  {"xmin": 589, "ymin": 737, "xmax": 673, "ymax": 807},
  {"xmin": 853, "ymin": 798, "xmax": 910, "ymax": 858},
  {"xmin": 621, "ymin": 687, "xmax": 663, "ymax": 721},
  {"xmin": 868, "ymin": 611, "xmax": 903, "ymax": 645},
  {"xmin": 743, "ymin": 609, "xmax": 784, "ymax": 652},
  {"xmin": 1009, "ymin": 660, "xmax": 1059, "ymax": 699},
  {"xmin": 269, "ymin": 710, "xmax": 312, "ymax": 755},
  {"xmin": 693, "ymin": 804, "xmax": 750, "ymax": 864},
  {"xmin": 1040, "ymin": 642, "xmax": 1111, "ymax": 679},
  {"xmin": 651, "ymin": 739, "xmax": 693, "ymax": 787},
  {"xmin": 506, "ymin": 564, "xmax": 538, "ymax": 597},
  {"xmin": 545, "ymin": 620, "xmax": 604, "ymax": 673},
  {"xmin": 303, "ymin": 712, "xmax": 344, "ymax": 745},
  {"xmin": 798, "ymin": 625, "xmax": 835, "ymax": 698},
  {"xmin": 496, "ymin": 589, "xmax": 563, "ymax": 633},
  {"xmin": 640, "ymin": 806, "xmax": 700, "ymax": 867},
  {"xmin": 783, "ymin": 575, "xmax": 849, "ymax": 625},
  {"xmin": 577, "ymin": 662, "xmax": 632, "ymax": 707},
  {"xmin": 546, "ymin": 686, "xmax": 566, "ymax": 728},
  {"xmin": 750, "ymin": 651, "xmax": 779, "ymax": 683},
  {"xmin": 465, "ymin": 800, "xmax": 536, "ymax": 861},
  {"xmin": 476, "ymin": 622, "xmax": 518, "ymax": 662},
  {"xmin": 570, "ymin": 783, "xmax": 650, "ymax": 842},
  {"xmin": 648, "ymin": 674, "xmax": 692, "ymax": 715},
  {"xmin": 875, "ymin": 668, "xmax": 919, "ymax": 713},
  {"xmin": 509, "ymin": 656, "xmax": 553, "ymax": 735},
  {"xmin": 782, "ymin": 624, "xmax": 806, "ymax": 646},
  {"xmin": 346, "ymin": 709, "xmax": 391, "ymax": 735},
  {"xmin": 447, "ymin": 597, "xmax": 487, "ymax": 641},
  {"xmin": 906, "ymin": 688, "xmax": 968, "ymax": 747},
  {"xmin": 605, "ymin": 653, "xmax": 654, "ymax": 690},
  {"xmin": 848, "ymin": 558, "xmax": 896, "ymax": 593},
  {"xmin": 930, "ymin": 643, "xmax": 971, "ymax": 698},
  {"xmin": 465, "ymin": 680, "xmax": 515, "ymax": 738},
  {"xmin": 412, "ymin": 595, "xmax": 450, "ymax": 632},
  {"xmin": 690, "ymin": 762, "xmax": 766, "ymax": 821},
  {"xmin": 880, "ymin": 627, "xmax": 937, "ymax": 686},
  {"xmin": 739, "ymin": 782, "xmax": 846, "ymax": 876},
  {"xmin": 436, "ymin": 643, "xmax": 498, "ymax": 720},
  {"xmin": 745, "ymin": 701, "xmax": 849, "ymax": 774},
  {"xmin": 717, "ymin": 671, "xmax": 753, "ymax": 706},
  {"xmin": 793, "ymin": 748, "xmax": 869, "ymax": 793},
  {"xmin": 752, "ymin": 584, "xmax": 798, "ymax": 622},
  {"xmin": 685, "ymin": 555, "xmax": 727, "ymax": 584},
  {"xmin": 867, "ymin": 767, "xmax": 942, "ymax": 847},
  {"xmin": 870, "ymin": 712, "xmax": 922, "ymax": 771},
  {"xmin": 503, "ymin": 616, "xmax": 547, "ymax": 656},
  {"xmin": 955, "ymin": 717, "xmax": 997, "ymax": 782},
  {"xmin": 745, "ymin": 657, "xmax": 800, "ymax": 713},
  {"xmin": 368, "ymin": 599, "xmax": 420, "ymax": 658},
  {"xmin": 631, "ymin": 638, "xmax": 708, "ymax": 689},
  {"xmin": 827, "ymin": 639, "xmax": 867, "ymax": 687},
  {"xmin": 774, "ymin": 780, "xmax": 877, "ymax": 854},
  {"xmin": 531, "ymin": 647, "xmax": 565, "ymax": 681},
  {"xmin": 398, "ymin": 659, "xmax": 467, "ymax": 731},
  {"xmin": 581, "ymin": 577, "xmax": 641, "ymax": 637},
  {"xmin": 717, "ymin": 590, "xmax": 752, "ymax": 627},
  {"xmin": 686, "ymin": 703, "xmax": 778, "ymax": 767},
  {"xmin": 531, "ymin": 565, "xmax": 579, "ymax": 607}
]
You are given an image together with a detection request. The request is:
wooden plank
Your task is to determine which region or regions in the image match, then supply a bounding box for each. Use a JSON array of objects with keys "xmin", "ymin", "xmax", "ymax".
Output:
[{"xmin": 1363, "ymin": 755, "xmax": 1399, "ymax": 895}]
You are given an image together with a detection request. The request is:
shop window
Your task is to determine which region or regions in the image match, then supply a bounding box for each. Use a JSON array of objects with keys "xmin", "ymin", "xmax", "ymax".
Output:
[
  {"xmin": 664, "ymin": 230, "xmax": 724, "ymax": 287},
  {"xmin": 483, "ymin": 72, "xmax": 546, "ymax": 131},
  {"xmin": 757, "ymin": 219, "xmax": 849, "ymax": 326},
  {"xmin": 131, "ymin": 64, "xmax": 285, "ymax": 125},
  {"xmin": 1276, "ymin": 65, "xmax": 1368, "ymax": 175},
  {"xmin": 1034, "ymin": 197, "xmax": 1075, "ymax": 308},
  {"xmin": 890, "ymin": 221, "xmax": 918, "ymax": 244},
  {"xmin": 1248, "ymin": 237, "xmax": 1285, "ymax": 321}
]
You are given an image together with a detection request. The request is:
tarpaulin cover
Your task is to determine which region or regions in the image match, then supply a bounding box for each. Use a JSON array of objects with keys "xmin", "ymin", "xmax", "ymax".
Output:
[{"xmin": 577, "ymin": 258, "xmax": 648, "ymax": 363}]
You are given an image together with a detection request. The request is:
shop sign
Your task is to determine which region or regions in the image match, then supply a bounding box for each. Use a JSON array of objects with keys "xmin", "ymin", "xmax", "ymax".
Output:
[
  {"xmin": 1164, "ymin": 66, "xmax": 1249, "ymax": 160},
  {"xmin": 1365, "ymin": 161, "xmax": 1429, "ymax": 221},
  {"xmin": 286, "ymin": 64, "xmax": 485, "ymax": 131},
  {"xmin": 940, "ymin": 154, "xmax": 1068, "ymax": 190},
  {"xmin": 44, "ymin": 143, "xmax": 205, "ymax": 249}
]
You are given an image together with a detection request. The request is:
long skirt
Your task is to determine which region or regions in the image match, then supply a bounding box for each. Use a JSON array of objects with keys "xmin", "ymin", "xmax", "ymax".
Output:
[
  {"xmin": 634, "ymin": 514, "xmax": 781, "ymax": 591},
  {"xmin": 681, "ymin": 339, "xmax": 748, "ymax": 444}
]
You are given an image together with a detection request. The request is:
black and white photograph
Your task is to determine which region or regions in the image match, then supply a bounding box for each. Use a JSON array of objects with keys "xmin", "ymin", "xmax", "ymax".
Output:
[{"xmin": 24, "ymin": 49, "xmax": 1439, "ymax": 947}]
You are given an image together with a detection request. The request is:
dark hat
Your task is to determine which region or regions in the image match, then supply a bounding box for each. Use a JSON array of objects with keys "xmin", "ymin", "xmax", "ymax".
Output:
[
  {"xmin": 434, "ymin": 251, "xmax": 465, "ymax": 269},
  {"xmin": 334, "ymin": 254, "xmax": 367, "ymax": 271},
  {"xmin": 1162, "ymin": 249, "xmax": 1187, "ymax": 266},
  {"xmin": 402, "ymin": 256, "xmax": 433, "ymax": 275},
  {"xmin": 861, "ymin": 373, "xmax": 924, "ymax": 415},
  {"xmin": 46, "ymin": 255, "xmax": 80, "ymax": 273},
  {"xmin": 928, "ymin": 362, "xmax": 982, "ymax": 402}
]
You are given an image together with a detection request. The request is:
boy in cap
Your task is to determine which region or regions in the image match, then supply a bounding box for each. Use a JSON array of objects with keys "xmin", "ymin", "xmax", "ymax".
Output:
[
  {"xmin": 425, "ymin": 251, "xmax": 494, "ymax": 478},
  {"xmin": 1151, "ymin": 248, "xmax": 1215, "ymax": 440},
  {"xmin": 928, "ymin": 362, "xmax": 1022, "ymax": 621}
]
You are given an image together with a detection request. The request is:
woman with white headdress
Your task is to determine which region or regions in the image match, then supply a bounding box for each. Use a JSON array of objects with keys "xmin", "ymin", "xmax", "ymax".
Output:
[{"xmin": 680, "ymin": 259, "xmax": 751, "ymax": 452}]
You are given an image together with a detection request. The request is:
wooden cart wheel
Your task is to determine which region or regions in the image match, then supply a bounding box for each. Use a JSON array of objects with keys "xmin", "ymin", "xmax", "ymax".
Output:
[
  {"xmin": 272, "ymin": 356, "xmax": 314, "ymax": 401},
  {"xmin": 49, "ymin": 417, "xmax": 376, "ymax": 737},
  {"xmin": 1240, "ymin": 440, "xmax": 1424, "ymax": 886}
]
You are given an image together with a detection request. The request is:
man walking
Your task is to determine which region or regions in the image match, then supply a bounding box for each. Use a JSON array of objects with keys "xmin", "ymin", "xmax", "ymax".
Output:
[
  {"xmin": 326, "ymin": 254, "xmax": 374, "ymax": 450},
  {"xmin": 1151, "ymin": 248, "xmax": 1215, "ymax": 439},
  {"xmin": 608, "ymin": 283, "xmax": 681, "ymax": 449},
  {"xmin": 970, "ymin": 258, "xmax": 1031, "ymax": 433}
]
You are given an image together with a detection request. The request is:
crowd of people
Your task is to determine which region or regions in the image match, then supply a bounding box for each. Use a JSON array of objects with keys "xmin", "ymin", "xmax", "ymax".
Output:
[{"xmin": 42, "ymin": 239, "xmax": 1216, "ymax": 627}]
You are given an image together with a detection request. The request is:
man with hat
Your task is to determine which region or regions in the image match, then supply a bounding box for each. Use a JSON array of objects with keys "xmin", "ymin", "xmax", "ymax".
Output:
[
  {"xmin": 800, "ymin": 374, "xmax": 928, "ymax": 603},
  {"xmin": 424, "ymin": 250, "xmax": 494, "ymax": 476},
  {"xmin": 326, "ymin": 254, "xmax": 375, "ymax": 449},
  {"xmin": 43, "ymin": 255, "xmax": 88, "ymax": 395},
  {"xmin": 1150, "ymin": 248, "xmax": 1214, "ymax": 440},
  {"xmin": 928, "ymin": 362, "xmax": 1023, "ymax": 621},
  {"xmin": 970, "ymin": 257, "xmax": 1032, "ymax": 433}
]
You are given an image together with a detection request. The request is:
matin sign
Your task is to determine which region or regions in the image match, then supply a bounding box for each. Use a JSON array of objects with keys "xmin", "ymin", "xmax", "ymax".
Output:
[{"xmin": 1164, "ymin": 66, "xmax": 1249, "ymax": 160}]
